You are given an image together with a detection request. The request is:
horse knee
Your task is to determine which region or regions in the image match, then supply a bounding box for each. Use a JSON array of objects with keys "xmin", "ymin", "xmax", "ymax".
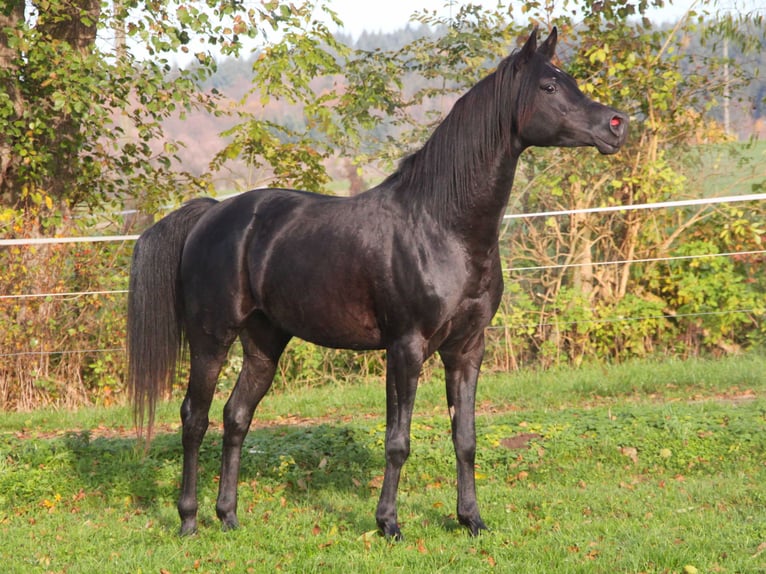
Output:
[
  {"xmin": 453, "ymin": 431, "xmax": 476, "ymax": 463},
  {"xmin": 181, "ymin": 405, "xmax": 209, "ymax": 447},
  {"xmin": 386, "ymin": 435, "xmax": 410, "ymax": 467},
  {"xmin": 223, "ymin": 402, "xmax": 255, "ymax": 445},
  {"xmin": 181, "ymin": 394, "xmax": 212, "ymax": 425}
]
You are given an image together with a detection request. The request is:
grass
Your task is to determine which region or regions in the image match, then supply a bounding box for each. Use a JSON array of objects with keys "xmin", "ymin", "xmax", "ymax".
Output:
[
  {"xmin": 691, "ymin": 139, "xmax": 766, "ymax": 197},
  {"xmin": 1, "ymin": 355, "xmax": 765, "ymax": 573}
]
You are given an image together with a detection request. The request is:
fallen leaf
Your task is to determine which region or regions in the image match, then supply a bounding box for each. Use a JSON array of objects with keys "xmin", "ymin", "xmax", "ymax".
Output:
[
  {"xmin": 368, "ymin": 475, "xmax": 384, "ymax": 489},
  {"xmin": 620, "ymin": 446, "xmax": 638, "ymax": 464},
  {"xmin": 356, "ymin": 529, "xmax": 378, "ymax": 542},
  {"xmin": 500, "ymin": 433, "xmax": 542, "ymax": 450}
]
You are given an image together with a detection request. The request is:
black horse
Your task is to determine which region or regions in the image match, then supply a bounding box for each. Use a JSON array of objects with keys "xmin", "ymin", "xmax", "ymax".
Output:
[{"xmin": 128, "ymin": 27, "xmax": 628, "ymax": 539}]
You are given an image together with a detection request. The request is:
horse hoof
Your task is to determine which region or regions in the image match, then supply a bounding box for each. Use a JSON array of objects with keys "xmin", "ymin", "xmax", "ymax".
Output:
[
  {"xmin": 179, "ymin": 521, "xmax": 198, "ymax": 537},
  {"xmin": 460, "ymin": 516, "xmax": 489, "ymax": 537},
  {"xmin": 378, "ymin": 522, "xmax": 403, "ymax": 542},
  {"xmin": 221, "ymin": 517, "xmax": 239, "ymax": 532}
]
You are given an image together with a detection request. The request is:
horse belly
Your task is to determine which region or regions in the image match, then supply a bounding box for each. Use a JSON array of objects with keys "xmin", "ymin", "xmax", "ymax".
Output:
[{"xmin": 256, "ymin": 256, "xmax": 384, "ymax": 350}]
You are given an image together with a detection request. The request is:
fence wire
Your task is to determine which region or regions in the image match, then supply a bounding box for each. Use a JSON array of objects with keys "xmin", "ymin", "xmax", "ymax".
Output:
[{"xmin": 1, "ymin": 192, "xmax": 764, "ymax": 359}]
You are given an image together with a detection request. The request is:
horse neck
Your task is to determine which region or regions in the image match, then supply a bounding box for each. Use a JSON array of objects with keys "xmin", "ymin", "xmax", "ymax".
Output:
[
  {"xmin": 391, "ymin": 131, "xmax": 521, "ymax": 251},
  {"xmin": 453, "ymin": 151, "xmax": 519, "ymax": 249},
  {"xmin": 389, "ymin": 67, "xmax": 524, "ymax": 250}
]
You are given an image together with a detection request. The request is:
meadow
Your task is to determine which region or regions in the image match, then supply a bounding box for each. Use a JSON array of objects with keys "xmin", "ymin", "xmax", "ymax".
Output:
[{"xmin": 1, "ymin": 355, "xmax": 764, "ymax": 573}]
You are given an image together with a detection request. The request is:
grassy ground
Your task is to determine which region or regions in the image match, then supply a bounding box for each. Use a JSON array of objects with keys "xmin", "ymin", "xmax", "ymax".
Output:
[
  {"xmin": 691, "ymin": 139, "xmax": 766, "ymax": 197},
  {"xmin": 1, "ymin": 355, "xmax": 765, "ymax": 573}
]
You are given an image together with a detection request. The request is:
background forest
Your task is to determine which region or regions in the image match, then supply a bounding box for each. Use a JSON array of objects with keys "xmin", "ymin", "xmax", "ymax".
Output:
[{"xmin": 0, "ymin": 0, "xmax": 764, "ymax": 409}]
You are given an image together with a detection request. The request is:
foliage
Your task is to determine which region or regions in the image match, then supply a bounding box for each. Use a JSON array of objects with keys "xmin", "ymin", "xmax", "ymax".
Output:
[
  {"xmin": 495, "ymin": 1, "xmax": 765, "ymax": 366},
  {"xmin": 1, "ymin": 357, "xmax": 764, "ymax": 572},
  {"xmin": 0, "ymin": 0, "xmax": 216, "ymax": 214},
  {"xmin": 0, "ymin": 211, "xmax": 130, "ymax": 409},
  {"xmin": 0, "ymin": 0, "xmax": 764, "ymax": 408}
]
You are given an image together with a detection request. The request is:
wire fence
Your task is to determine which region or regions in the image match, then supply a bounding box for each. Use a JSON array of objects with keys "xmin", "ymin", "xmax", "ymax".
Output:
[
  {"xmin": 1, "ymin": 192, "xmax": 764, "ymax": 360},
  {"xmin": 3, "ymin": 192, "xmax": 765, "ymax": 248}
]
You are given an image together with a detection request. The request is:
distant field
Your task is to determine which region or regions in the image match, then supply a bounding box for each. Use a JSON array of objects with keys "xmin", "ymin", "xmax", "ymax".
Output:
[
  {"xmin": 1, "ymin": 355, "xmax": 764, "ymax": 573},
  {"xmin": 690, "ymin": 139, "xmax": 766, "ymax": 197}
]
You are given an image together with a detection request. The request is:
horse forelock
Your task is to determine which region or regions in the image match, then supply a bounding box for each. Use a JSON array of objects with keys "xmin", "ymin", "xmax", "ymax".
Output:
[{"xmin": 496, "ymin": 49, "xmax": 544, "ymax": 136}]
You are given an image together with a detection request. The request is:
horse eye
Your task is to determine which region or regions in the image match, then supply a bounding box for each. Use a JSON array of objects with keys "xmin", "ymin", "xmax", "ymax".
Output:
[{"xmin": 542, "ymin": 83, "xmax": 557, "ymax": 94}]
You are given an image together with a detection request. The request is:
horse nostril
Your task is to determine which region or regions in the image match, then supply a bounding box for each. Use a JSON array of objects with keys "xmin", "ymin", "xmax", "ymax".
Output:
[{"xmin": 609, "ymin": 114, "xmax": 627, "ymax": 136}]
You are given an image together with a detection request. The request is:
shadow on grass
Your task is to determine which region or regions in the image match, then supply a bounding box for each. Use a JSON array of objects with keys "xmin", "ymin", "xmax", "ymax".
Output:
[{"xmin": 58, "ymin": 422, "xmax": 382, "ymax": 517}]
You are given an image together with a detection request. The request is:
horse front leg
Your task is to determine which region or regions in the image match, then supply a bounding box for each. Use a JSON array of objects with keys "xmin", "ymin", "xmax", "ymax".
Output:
[
  {"xmin": 440, "ymin": 332, "xmax": 488, "ymax": 536},
  {"xmin": 375, "ymin": 337, "xmax": 425, "ymax": 540}
]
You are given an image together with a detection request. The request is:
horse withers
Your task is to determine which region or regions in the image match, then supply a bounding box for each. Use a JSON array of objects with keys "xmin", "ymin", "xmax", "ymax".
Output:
[{"xmin": 127, "ymin": 27, "xmax": 628, "ymax": 539}]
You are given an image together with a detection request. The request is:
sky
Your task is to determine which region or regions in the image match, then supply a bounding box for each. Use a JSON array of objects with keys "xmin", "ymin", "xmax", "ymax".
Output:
[
  {"xmin": 326, "ymin": 0, "xmax": 695, "ymax": 37},
  {"xmin": 154, "ymin": 0, "xmax": 761, "ymax": 66}
]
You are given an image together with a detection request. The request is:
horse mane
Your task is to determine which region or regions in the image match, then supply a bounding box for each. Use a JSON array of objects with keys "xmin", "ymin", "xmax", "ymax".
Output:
[{"xmin": 383, "ymin": 49, "xmax": 537, "ymax": 221}]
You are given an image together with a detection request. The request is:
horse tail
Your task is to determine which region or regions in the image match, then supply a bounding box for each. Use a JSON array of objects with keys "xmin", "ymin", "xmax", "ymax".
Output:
[{"xmin": 127, "ymin": 197, "xmax": 218, "ymax": 442}]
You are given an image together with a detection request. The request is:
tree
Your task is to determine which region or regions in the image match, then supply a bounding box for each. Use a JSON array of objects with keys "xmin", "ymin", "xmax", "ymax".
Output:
[
  {"xmin": 0, "ymin": 0, "xmax": 358, "ymax": 218},
  {"xmin": 1, "ymin": 0, "xmax": 213, "ymax": 216},
  {"xmin": 1, "ymin": 0, "xmax": 763, "ymax": 409},
  {"xmin": 0, "ymin": 0, "xmax": 371, "ymax": 408},
  {"xmin": 363, "ymin": 0, "xmax": 764, "ymax": 364},
  {"xmin": 0, "ymin": 1, "xmax": 25, "ymax": 200}
]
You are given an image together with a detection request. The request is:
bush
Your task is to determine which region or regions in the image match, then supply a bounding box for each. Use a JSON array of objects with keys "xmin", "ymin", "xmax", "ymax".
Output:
[{"xmin": 0, "ymin": 207, "xmax": 130, "ymax": 409}]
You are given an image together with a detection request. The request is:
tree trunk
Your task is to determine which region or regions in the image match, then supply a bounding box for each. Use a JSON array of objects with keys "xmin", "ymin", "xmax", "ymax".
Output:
[
  {"xmin": 35, "ymin": 0, "xmax": 101, "ymax": 52},
  {"xmin": 35, "ymin": 0, "xmax": 102, "ymax": 202},
  {"xmin": 0, "ymin": 0, "xmax": 101, "ymax": 205}
]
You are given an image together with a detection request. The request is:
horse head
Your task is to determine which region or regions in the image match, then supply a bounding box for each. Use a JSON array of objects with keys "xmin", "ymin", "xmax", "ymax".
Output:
[{"xmin": 511, "ymin": 27, "xmax": 629, "ymax": 155}]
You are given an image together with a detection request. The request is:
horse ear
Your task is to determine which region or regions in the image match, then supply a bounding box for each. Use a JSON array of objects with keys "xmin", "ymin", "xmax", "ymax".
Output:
[
  {"xmin": 537, "ymin": 26, "xmax": 558, "ymax": 60},
  {"xmin": 515, "ymin": 27, "xmax": 538, "ymax": 69}
]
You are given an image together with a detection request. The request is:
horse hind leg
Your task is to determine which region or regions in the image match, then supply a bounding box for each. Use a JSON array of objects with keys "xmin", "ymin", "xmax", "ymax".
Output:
[
  {"xmin": 178, "ymin": 334, "xmax": 232, "ymax": 536},
  {"xmin": 215, "ymin": 317, "xmax": 290, "ymax": 531}
]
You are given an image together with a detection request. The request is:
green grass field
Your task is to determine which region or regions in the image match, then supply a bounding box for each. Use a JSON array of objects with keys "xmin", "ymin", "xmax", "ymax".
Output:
[
  {"xmin": 1, "ymin": 355, "xmax": 765, "ymax": 573},
  {"xmin": 691, "ymin": 139, "xmax": 766, "ymax": 197}
]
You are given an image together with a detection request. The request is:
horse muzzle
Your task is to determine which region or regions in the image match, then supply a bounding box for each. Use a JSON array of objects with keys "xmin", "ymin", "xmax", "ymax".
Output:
[{"xmin": 594, "ymin": 110, "xmax": 629, "ymax": 155}]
